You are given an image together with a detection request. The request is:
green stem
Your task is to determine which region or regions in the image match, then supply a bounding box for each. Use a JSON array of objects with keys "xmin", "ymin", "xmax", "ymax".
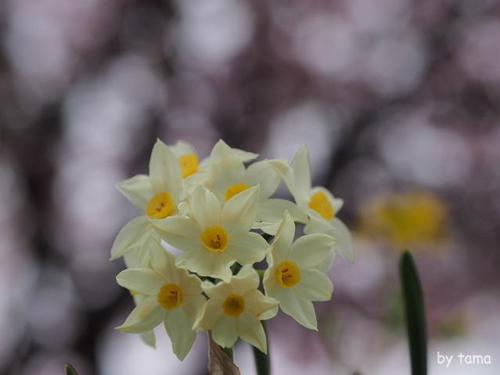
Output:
[
  {"xmin": 64, "ymin": 364, "xmax": 78, "ymax": 375},
  {"xmin": 252, "ymin": 322, "xmax": 271, "ymax": 375},
  {"xmin": 222, "ymin": 346, "xmax": 233, "ymax": 360}
]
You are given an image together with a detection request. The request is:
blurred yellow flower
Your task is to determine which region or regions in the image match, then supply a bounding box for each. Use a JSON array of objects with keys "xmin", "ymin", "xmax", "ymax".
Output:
[{"xmin": 359, "ymin": 191, "xmax": 450, "ymax": 250}]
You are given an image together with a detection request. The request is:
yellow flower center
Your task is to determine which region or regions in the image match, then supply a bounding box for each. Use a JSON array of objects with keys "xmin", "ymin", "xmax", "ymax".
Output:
[
  {"xmin": 157, "ymin": 283, "xmax": 183, "ymax": 310},
  {"xmin": 225, "ymin": 183, "xmax": 250, "ymax": 201},
  {"xmin": 146, "ymin": 192, "xmax": 175, "ymax": 219},
  {"xmin": 275, "ymin": 261, "xmax": 301, "ymax": 288},
  {"xmin": 223, "ymin": 294, "xmax": 245, "ymax": 317},
  {"xmin": 309, "ymin": 191, "xmax": 335, "ymax": 220},
  {"xmin": 200, "ymin": 225, "xmax": 229, "ymax": 253},
  {"xmin": 179, "ymin": 153, "xmax": 199, "ymax": 178}
]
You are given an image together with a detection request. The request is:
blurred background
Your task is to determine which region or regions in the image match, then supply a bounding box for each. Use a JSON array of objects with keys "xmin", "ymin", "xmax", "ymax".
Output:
[{"xmin": 1, "ymin": 0, "xmax": 500, "ymax": 374}]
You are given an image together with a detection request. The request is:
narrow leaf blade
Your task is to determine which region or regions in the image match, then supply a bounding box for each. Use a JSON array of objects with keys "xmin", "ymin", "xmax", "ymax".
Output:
[{"xmin": 400, "ymin": 250, "xmax": 427, "ymax": 375}]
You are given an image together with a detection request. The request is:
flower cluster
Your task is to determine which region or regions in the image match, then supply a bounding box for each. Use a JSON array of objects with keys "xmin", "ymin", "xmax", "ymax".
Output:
[{"xmin": 110, "ymin": 139, "xmax": 354, "ymax": 360}]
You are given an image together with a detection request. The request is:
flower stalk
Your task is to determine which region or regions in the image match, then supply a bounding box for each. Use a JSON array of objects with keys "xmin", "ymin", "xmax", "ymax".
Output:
[{"xmin": 252, "ymin": 322, "xmax": 271, "ymax": 375}]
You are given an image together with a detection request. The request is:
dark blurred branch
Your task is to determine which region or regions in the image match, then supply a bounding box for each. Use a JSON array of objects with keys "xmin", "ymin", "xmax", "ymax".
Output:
[{"xmin": 323, "ymin": 3, "xmax": 460, "ymax": 189}]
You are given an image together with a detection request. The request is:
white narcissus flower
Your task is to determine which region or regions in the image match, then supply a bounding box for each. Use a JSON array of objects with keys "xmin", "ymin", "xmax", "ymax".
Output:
[
  {"xmin": 170, "ymin": 141, "xmax": 202, "ymax": 180},
  {"xmin": 202, "ymin": 144, "xmax": 301, "ymax": 234},
  {"xmin": 195, "ymin": 266, "xmax": 278, "ymax": 353},
  {"xmin": 110, "ymin": 139, "xmax": 184, "ymax": 263},
  {"xmin": 204, "ymin": 156, "xmax": 281, "ymax": 204},
  {"xmin": 271, "ymin": 146, "xmax": 354, "ymax": 263},
  {"xmin": 116, "ymin": 241, "xmax": 205, "ymax": 360},
  {"xmin": 154, "ymin": 186, "xmax": 268, "ymax": 282},
  {"xmin": 263, "ymin": 213, "xmax": 334, "ymax": 330},
  {"xmin": 172, "ymin": 139, "xmax": 260, "ymax": 194}
]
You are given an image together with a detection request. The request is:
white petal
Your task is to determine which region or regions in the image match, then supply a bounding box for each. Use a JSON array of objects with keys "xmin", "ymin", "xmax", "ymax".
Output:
[
  {"xmin": 123, "ymin": 236, "xmax": 161, "ymax": 268},
  {"xmin": 237, "ymin": 313, "xmax": 268, "ymax": 353},
  {"xmin": 195, "ymin": 299, "xmax": 223, "ymax": 330},
  {"xmin": 317, "ymin": 251, "xmax": 335, "ymax": 273},
  {"xmin": 153, "ymin": 216, "xmax": 199, "ymax": 236},
  {"xmin": 244, "ymin": 160, "xmax": 282, "ymax": 199},
  {"xmin": 176, "ymin": 250, "xmax": 234, "ymax": 283},
  {"xmin": 231, "ymin": 148, "xmax": 259, "ymax": 162},
  {"xmin": 305, "ymin": 216, "xmax": 354, "ymax": 263},
  {"xmin": 149, "ymin": 139, "xmax": 183, "ymax": 200},
  {"xmin": 330, "ymin": 218, "xmax": 355, "ymax": 263},
  {"xmin": 153, "ymin": 216, "xmax": 201, "ymax": 253},
  {"xmin": 170, "ymin": 140, "xmax": 195, "ymax": 157},
  {"xmin": 116, "ymin": 268, "xmax": 164, "ymax": 295},
  {"xmin": 269, "ymin": 159, "xmax": 298, "ymax": 201},
  {"xmin": 227, "ymin": 231, "xmax": 268, "ymax": 265},
  {"xmin": 221, "ymin": 186, "xmax": 259, "ymax": 231},
  {"xmin": 110, "ymin": 216, "xmax": 150, "ymax": 260},
  {"xmin": 244, "ymin": 290, "xmax": 278, "ymax": 320},
  {"xmin": 295, "ymin": 269, "xmax": 333, "ymax": 302},
  {"xmin": 210, "ymin": 139, "xmax": 258, "ymax": 163},
  {"xmin": 164, "ymin": 307, "xmax": 197, "ymax": 360},
  {"xmin": 123, "ymin": 251, "xmax": 143, "ymax": 268},
  {"xmin": 189, "ymin": 186, "xmax": 221, "ymax": 228},
  {"xmin": 268, "ymin": 212, "xmax": 295, "ymax": 265},
  {"xmin": 179, "ymin": 272, "xmax": 204, "ymax": 297},
  {"xmin": 303, "ymin": 215, "xmax": 331, "ymax": 237},
  {"xmin": 212, "ymin": 315, "xmax": 239, "ymax": 349},
  {"xmin": 204, "ymin": 157, "xmax": 245, "ymax": 201},
  {"xmin": 290, "ymin": 145, "xmax": 312, "ymax": 205},
  {"xmin": 184, "ymin": 294, "xmax": 207, "ymax": 324},
  {"xmin": 262, "ymin": 267, "xmax": 277, "ymax": 296},
  {"xmin": 134, "ymin": 237, "xmax": 160, "ymax": 267},
  {"xmin": 229, "ymin": 265, "xmax": 260, "ymax": 294},
  {"xmin": 310, "ymin": 186, "xmax": 344, "ymax": 214},
  {"xmin": 148, "ymin": 242, "xmax": 179, "ymax": 281},
  {"xmin": 272, "ymin": 288, "xmax": 317, "ymax": 330},
  {"xmin": 116, "ymin": 297, "xmax": 165, "ymax": 333},
  {"xmin": 140, "ymin": 331, "xmax": 156, "ymax": 348},
  {"xmin": 256, "ymin": 198, "xmax": 308, "ymax": 225},
  {"xmin": 116, "ymin": 175, "xmax": 153, "ymax": 210},
  {"xmin": 289, "ymin": 233, "xmax": 335, "ymax": 268},
  {"xmin": 201, "ymin": 281, "xmax": 232, "ymax": 301},
  {"xmin": 252, "ymin": 221, "xmax": 281, "ymax": 236}
]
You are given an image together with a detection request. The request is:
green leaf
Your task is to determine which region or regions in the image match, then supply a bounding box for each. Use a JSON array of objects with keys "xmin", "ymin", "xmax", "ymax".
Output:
[
  {"xmin": 65, "ymin": 364, "xmax": 78, "ymax": 375},
  {"xmin": 400, "ymin": 251, "xmax": 427, "ymax": 375}
]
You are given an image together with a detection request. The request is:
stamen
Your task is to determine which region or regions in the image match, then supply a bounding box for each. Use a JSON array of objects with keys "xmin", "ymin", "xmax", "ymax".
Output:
[
  {"xmin": 179, "ymin": 153, "xmax": 199, "ymax": 178},
  {"xmin": 146, "ymin": 192, "xmax": 175, "ymax": 219},
  {"xmin": 200, "ymin": 225, "xmax": 229, "ymax": 254},
  {"xmin": 225, "ymin": 183, "xmax": 250, "ymax": 201},
  {"xmin": 275, "ymin": 261, "xmax": 301, "ymax": 288},
  {"xmin": 223, "ymin": 294, "xmax": 245, "ymax": 317},
  {"xmin": 309, "ymin": 191, "xmax": 335, "ymax": 220},
  {"xmin": 158, "ymin": 283, "xmax": 184, "ymax": 310}
]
